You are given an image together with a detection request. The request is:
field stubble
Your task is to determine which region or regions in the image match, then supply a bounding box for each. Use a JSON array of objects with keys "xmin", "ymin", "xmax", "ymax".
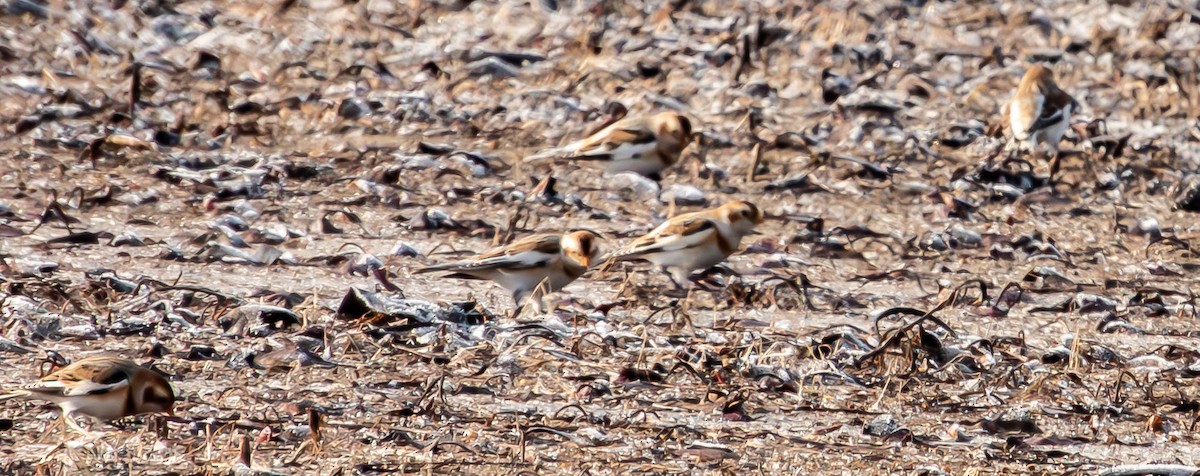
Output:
[{"xmin": 2, "ymin": 0, "xmax": 1200, "ymax": 475}]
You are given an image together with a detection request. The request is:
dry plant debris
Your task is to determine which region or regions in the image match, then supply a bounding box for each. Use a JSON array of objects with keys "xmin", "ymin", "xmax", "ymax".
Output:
[{"xmin": 2, "ymin": 0, "xmax": 1200, "ymax": 475}]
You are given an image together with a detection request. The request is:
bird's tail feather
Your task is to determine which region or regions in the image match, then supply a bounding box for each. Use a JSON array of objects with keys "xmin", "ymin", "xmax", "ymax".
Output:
[
  {"xmin": 413, "ymin": 264, "xmax": 453, "ymax": 274},
  {"xmin": 523, "ymin": 140, "xmax": 584, "ymax": 163},
  {"xmin": 522, "ymin": 147, "xmax": 564, "ymax": 163}
]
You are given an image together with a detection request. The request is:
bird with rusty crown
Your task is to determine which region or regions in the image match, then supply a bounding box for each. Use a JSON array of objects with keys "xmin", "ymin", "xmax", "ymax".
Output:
[
  {"xmin": 415, "ymin": 230, "xmax": 604, "ymax": 315},
  {"xmin": 524, "ymin": 111, "xmax": 694, "ymax": 181},
  {"xmin": 1002, "ymin": 64, "xmax": 1081, "ymax": 179},
  {"xmin": 2, "ymin": 354, "xmax": 175, "ymax": 438},
  {"xmin": 608, "ymin": 200, "xmax": 764, "ymax": 288}
]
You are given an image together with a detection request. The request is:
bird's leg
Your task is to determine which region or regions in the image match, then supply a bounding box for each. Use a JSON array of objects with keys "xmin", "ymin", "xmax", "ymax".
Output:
[
  {"xmin": 662, "ymin": 266, "xmax": 686, "ymax": 290},
  {"xmin": 1048, "ymin": 149, "xmax": 1063, "ymax": 182},
  {"xmin": 672, "ymin": 268, "xmax": 706, "ymax": 297},
  {"xmin": 525, "ymin": 278, "xmax": 557, "ymax": 317},
  {"xmin": 510, "ymin": 290, "xmax": 528, "ymax": 320},
  {"xmin": 664, "ymin": 267, "xmax": 699, "ymax": 298}
]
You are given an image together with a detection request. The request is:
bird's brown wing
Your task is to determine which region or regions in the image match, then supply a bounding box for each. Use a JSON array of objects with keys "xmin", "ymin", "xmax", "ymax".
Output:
[
  {"xmin": 1030, "ymin": 88, "xmax": 1076, "ymax": 132},
  {"xmin": 418, "ymin": 234, "xmax": 562, "ymax": 273},
  {"xmin": 31, "ymin": 355, "xmax": 134, "ymax": 397},
  {"xmin": 571, "ymin": 120, "xmax": 657, "ymax": 158},
  {"xmin": 616, "ymin": 215, "xmax": 718, "ymax": 258}
]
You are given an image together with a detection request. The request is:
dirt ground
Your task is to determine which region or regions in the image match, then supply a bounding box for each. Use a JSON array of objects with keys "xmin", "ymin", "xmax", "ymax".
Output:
[{"xmin": 2, "ymin": 0, "xmax": 1200, "ymax": 475}]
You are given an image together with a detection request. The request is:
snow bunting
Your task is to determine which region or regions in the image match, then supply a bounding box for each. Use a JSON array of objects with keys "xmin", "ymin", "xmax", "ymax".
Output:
[
  {"xmin": 2, "ymin": 354, "xmax": 175, "ymax": 435},
  {"xmin": 524, "ymin": 111, "xmax": 693, "ymax": 180},
  {"xmin": 415, "ymin": 230, "xmax": 603, "ymax": 313},
  {"xmin": 609, "ymin": 200, "xmax": 763, "ymax": 287},
  {"xmin": 1004, "ymin": 64, "xmax": 1080, "ymax": 176}
]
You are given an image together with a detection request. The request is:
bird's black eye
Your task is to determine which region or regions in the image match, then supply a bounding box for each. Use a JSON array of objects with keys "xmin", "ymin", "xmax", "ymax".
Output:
[
  {"xmin": 143, "ymin": 387, "xmax": 172, "ymax": 406},
  {"xmin": 677, "ymin": 116, "xmax": 693, "ymax": 137},
  {"xmin": 100, "ymin": 369, "xmax": 130, "ymax": 385},
  {"xmin": 571, "ymin": 235, "xmax": 590, "ymax": 255}
]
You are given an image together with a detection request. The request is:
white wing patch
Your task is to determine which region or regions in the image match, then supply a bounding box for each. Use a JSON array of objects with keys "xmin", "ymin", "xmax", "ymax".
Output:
[
  {"xmin": 467, "ymin": 248, "xmax": 556, "ymax": 270},
  {"xmin": 26, "ymin": 377, "xmax": 129, "ymax": 397},
  {"xmin": 584, "ymin": 141, "xmax": 657, "ymax": 160},
  {"xmin": 65, "ymin": 378, "xmax": 129, "ymax": 396},
  {"xmin": 623, "ymin": 221, "xmax": 716, "ymax": 256}
]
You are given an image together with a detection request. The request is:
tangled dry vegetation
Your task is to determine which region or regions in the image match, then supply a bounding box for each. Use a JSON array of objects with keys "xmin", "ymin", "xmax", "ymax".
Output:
[{"xmin": 2, "ymin": 0, "xmax": 1200, "ymax": 474}]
